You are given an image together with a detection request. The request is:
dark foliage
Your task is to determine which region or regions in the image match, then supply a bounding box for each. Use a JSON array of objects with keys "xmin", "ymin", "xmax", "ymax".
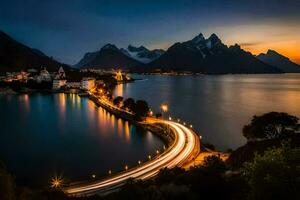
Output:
[
  {"xmin": 122, "ymin": 98, "xmax": 135, "ymax": 111},
  {"xmin": 243, "ymin": 112, "xmax": 299, "ymax": 140},
  {"xmin": 112, "ymin": 96, "xmax": 123, "ymax": 106},
  {"xmin": 132, "ymin": 100, "xmax": 149, "ymax": 118}
]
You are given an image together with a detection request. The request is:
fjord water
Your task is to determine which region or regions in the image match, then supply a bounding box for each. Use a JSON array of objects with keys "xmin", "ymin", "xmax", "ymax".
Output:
[
  {"xmin": 115, "ymin": 74, "xmax": 300, "ymax": 150},
  {"xmin": 0, "ymin": 94, "xmax": 163, "ymax": 186}
]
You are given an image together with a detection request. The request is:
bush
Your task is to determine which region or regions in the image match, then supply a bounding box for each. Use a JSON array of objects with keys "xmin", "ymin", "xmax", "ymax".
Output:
[
  {"xmin": 242, "ymin": 141, "xmax": 300, "ymax": 200},
  {"xmin": 243, "ymin": 112, "xmax": 299, "ymax": 140}
]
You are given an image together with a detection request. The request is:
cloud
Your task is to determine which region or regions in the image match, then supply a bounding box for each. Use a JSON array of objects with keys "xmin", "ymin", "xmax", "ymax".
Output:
[{"xmin": 239, "ymin": 42, "xmax": 262, "ymax": 47}]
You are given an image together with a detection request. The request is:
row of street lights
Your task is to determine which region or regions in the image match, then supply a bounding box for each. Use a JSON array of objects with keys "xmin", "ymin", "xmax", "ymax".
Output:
[
  {"xmin": 89, "ymin": 146, "xmax": 165, "ymax": 181},
  {"xmin": 160, "ymin": 103, "xmax": 202, "ymax": 140},
  {"xmin": 51, "ymin": 103, "xmax": 200, "ymax": 188}
]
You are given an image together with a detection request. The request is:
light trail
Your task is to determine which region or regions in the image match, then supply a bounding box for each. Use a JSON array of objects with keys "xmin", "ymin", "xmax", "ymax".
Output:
[{"xmin": 64, "ymin": 119, "xmax": 199, "ymax": 196}]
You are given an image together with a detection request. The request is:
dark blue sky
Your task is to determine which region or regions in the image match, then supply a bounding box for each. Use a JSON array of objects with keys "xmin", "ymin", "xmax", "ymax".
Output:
[{"xmin": 1, "ymin": 0, "xmax": 300, "ymax": 64}]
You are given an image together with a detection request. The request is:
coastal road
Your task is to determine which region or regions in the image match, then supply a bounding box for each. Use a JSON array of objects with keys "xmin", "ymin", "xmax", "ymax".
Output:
[{"xmin": 64, "ymin": 119, "xmax": 200, "ymax": 196}]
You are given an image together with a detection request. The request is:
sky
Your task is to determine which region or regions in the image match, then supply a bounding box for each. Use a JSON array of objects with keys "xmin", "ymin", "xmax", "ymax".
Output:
[{"xmin": 0, "ymin": 0, "xmax": 299, "ymax": 65}]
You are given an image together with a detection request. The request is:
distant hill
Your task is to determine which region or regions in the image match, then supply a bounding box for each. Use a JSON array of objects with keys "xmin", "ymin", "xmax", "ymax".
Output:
[
  {"xmin": 257, "ymin": 50, "xmax": 300, "ymax": 73},
  {"xmin": 0, "ymin": 30, "xmax": 69, "ymax": 72},
  {"xmin": 148, "ymin": 33, "xmax": 282, "ymax": 74},
  {"xmin": 75, "ymin": 44, "xmax": 142, "ymax": 70}
]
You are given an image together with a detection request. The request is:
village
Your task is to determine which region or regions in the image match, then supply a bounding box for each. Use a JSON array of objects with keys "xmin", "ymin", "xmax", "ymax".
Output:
[{"xmin": 0, "ymin": 67, "xmax": 132, "ymax": 92}]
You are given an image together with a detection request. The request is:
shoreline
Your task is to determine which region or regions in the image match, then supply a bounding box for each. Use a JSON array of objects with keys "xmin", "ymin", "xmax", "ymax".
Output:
[{"xmin": 88, "ymin": 94, "xmax": 175, "ymax": 147}]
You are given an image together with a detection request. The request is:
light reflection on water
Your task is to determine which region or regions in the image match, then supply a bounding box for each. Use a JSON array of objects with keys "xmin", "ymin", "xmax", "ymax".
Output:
[
  {"xmin": 116, "ymin": 74, "xmax": 300, "ymax": 150},
  {"xmin": 0, "ymin": 93, "xmax": 164, "ymax": 186}
]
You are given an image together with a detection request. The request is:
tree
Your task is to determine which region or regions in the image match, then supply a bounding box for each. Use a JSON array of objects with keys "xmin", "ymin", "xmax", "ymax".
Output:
[
  {"xmin": 133, "ymin": 100, "xmax": 150, "ymax": 118},
  {"xmin": 122, "ymin": 98, "xmax": 135, "ymax": 111},
  {"xmin": 242, "ymin": 141, "xmax": 300, "ymax": 200},
  {"xmin": 243, "ymin": 112, "xmax": 299, "ymax": 140},
  {"xmin": 202, "ymin": 155, "xmax": 226, "ymax": 173},
  {"xmin": 112, "ymin": 96, "xmax": 123, "ymax": 107}
]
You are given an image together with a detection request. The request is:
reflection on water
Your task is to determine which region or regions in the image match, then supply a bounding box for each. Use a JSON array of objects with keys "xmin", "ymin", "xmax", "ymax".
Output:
[
  {"xmin": 117, "ymin": 74, "xmax": 300, "ymax": 150},
  {"xmin": 115, "ymin": 84, "xmax": 123, "ymax": 97},
  {"xmin": 0, "ymin": 93, "xmax": 164, "ymax": 186}
]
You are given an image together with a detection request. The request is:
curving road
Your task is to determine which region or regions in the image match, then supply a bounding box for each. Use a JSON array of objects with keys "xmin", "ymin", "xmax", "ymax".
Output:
[{"xmin": 64, "ymin": 119, "xmax": 200, "ymax": 196}]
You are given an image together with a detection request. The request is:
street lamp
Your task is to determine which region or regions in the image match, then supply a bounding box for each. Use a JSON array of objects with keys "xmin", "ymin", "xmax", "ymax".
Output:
[
  {"xmin": 138, "ymin": 160, "xmax": 141, "ymax": 165},
  {"xmin": 148, "ymin": 155, "xmax": 151, "ymax": 160},
  {"xmin": 149, "ymin": 110, "xmax": 153, "ymax": 116},
  {"xmin": 108, "ymin": 170, "xmax": 112, "ymax": 175},
  {"xmin": 125, "ymin": 165, "xmax": 128, "ymax": 170},
  {"xmin": 51, "ymin": 176, "xmax": 63, "ymax": 188},
  {"xmin": 92, "ymin": 174, "xmax": 96, "ymax": 179},
  {"xmin": 161, "ymin": 104, "xmax": 168, "ymax": 112},
  {"xmin": 160, "ymin": 104, "xmax": 168, "ymax": 119}
]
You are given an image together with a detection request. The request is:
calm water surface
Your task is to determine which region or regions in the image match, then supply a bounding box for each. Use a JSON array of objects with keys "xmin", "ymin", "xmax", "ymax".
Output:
[
  {"xmin": 0, "ymin": 93, "xmax": 164, "ymax": 186},
  {"xmin": 115, "ymin": 74, "xmax": 300, "ymax": 150}
]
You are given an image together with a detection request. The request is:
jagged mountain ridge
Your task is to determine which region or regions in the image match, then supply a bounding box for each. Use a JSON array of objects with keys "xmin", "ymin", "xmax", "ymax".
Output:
[
  {"xmin": 76, "ymin": 44, "xmax": 164, "ymax": 68},
  {"xmin": 76, "ymin": 44, "xmax": 142, "ymax": 69},
  {"xmin": 148, "ymin": 33, "xmax": 282, "ymax": 74}
]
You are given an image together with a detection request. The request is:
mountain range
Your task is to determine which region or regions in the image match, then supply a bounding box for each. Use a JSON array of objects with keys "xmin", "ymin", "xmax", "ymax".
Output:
[
  {"xmin": 75, "ymin": 33, "xmax": 284, "ymax": 74},
  {"xmin": 0, "ymin": 30, "xmax": 68, "ymax": 72},
  {"xmin": 1, "ymin": 30, "xmax": 299, "ymax": 74},
  {"xmin": 257, "ymin": 50, "xmax": 300, "ymax": 73}
]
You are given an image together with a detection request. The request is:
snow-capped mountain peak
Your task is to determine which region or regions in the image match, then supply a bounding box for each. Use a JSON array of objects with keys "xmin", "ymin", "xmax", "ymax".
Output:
[{"xmin": 121, "ymin": 45, "xmax": 165, "ymax": 63}]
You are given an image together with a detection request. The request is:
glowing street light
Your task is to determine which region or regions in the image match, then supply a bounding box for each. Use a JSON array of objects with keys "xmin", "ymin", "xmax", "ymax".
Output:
[
  {"xmin": 51, "ymin": 176, "xmax": 63, "ymax": 188},
  {"xmin": 156, "ymin": 150, "xmax": 160, "ymax": 155},
  {"xmin": 125, "ymin": 165, "xmax": 128, "ymax": 170},
  {"xmin": 138, "ymin": 160, "xmax": 141, "ymax": 165},
  {"xmin": 190, "ymin": 125, "xmax": 193, "ymax": 128},
  {"xmin": 160, "ymin": 104, "xmax": 168, "ymax": 113},
  {"xmin": 177, "ymin": 119, "xmax": 180, "ymax": 122},
  {"xmin": 199, "ymin": 135, "xmax": 202, "ymax": 139},
  {"xmin": 168, "ymin": 116, "xmax": 172, "ymax": 120},
  {"xmin": 92, "ymin": 174, "xmax": 96, "ymax": 179},
  {"xmin": 108, "ymin": 170, "xmax": 112, "ymax": 175},
  {"xmin": 148, "ymin": 155, "xmax": 151, "ymax": 160},
  {"xmin": 149, "ymin": 110, "xmax": 153, "ymax": 116}
]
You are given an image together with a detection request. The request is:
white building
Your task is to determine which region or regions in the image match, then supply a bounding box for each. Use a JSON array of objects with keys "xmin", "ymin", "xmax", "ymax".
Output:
[
  {"xmin": 52, "ymin": 79, "xmax": 67, "ymax": 90},
  {"xmin": 81, "ymin": 78, "xmax": 95, "ymax": 91},
  {"xmin": 36, "ymin": 67, "xmax": 52, "ymax": 83}
]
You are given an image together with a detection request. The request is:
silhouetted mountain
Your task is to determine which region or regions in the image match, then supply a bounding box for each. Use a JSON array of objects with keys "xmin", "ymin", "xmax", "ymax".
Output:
[
  {"xmin": 76, "ymin": 44, "xmax": 142, "ymax": 69},
  {"xmin": 257, "ymin": 50, "xmax": 300, "ymax": 73},
  {"xmin": 149, "ymin": 33, "xmax": 282, "ymax": 74},
  {"xmin": 120, "ymin": 45, "xmax": 165, "ymax": 63},
  {"xmin": 0, "ymin": 30, "xmax": 68, "ymax": 72}
]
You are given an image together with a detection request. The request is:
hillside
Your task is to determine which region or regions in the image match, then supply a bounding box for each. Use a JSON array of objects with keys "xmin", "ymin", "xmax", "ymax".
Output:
[{"xmin": 0, "ymin": 30, "xmax": 68, "ymax": 72}]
